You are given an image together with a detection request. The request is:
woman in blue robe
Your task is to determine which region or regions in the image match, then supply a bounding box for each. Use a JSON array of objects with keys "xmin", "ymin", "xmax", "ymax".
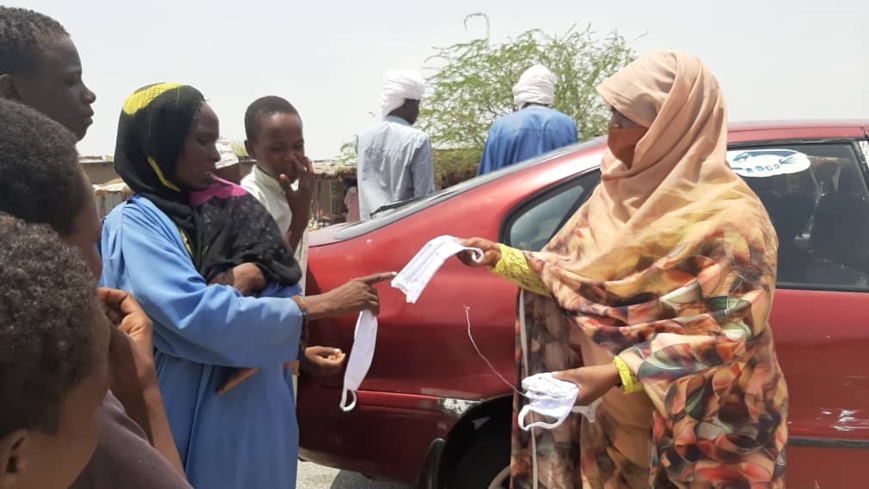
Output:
[{"xmin": 100, "ymin": 83, "xmax": 375, "ymax": 488}]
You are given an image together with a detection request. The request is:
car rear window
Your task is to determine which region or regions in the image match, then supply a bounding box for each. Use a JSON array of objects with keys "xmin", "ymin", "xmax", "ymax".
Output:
[{"xmin": 733, "ymin": 141, "xmax": 869, "ymax": 291}]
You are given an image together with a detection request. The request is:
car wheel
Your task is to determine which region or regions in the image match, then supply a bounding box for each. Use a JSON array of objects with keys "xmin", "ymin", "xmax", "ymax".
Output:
[{"xmin": 448, "ymin": 422, "xmax": 511, "ymax": 489}]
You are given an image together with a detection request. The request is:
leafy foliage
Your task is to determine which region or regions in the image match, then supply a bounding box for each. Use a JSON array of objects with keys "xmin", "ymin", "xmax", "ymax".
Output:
[
  {"xmin": 434, "ymin": 148, "xmax": 482, "ymax": 188},
  {"xmin": 335, "ymin": 17, "xmax": 635, "ymax": 189},
  {"xmin": 419, "ymin": 15, "xmax": 636, "ymax": 150},
  {"xmin": 231, "ymin": 140, "xmax": 248, "ymax": 157}
]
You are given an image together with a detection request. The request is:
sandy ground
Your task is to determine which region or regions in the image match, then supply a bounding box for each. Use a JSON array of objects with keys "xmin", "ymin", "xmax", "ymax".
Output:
[{"xmin": 296, "ymin": 462, "xmax": 412, "ymax": 489}]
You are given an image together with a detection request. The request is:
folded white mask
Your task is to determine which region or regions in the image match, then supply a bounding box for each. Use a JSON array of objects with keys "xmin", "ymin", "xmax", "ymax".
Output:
[
  {"xmin": 518, "ymin": 373, "xmax": 602, "ymax": 431},
  {"xmin": 392, "ymin": 235, "xmax": 483, "ymax": 303},
  {"xmin": 340, "ymin": 310, "xmax": 378, "ymax": 412}
]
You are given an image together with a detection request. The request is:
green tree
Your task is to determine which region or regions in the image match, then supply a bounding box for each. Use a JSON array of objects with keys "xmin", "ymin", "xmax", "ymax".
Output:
[
  {"xmin": 231, "ymin": 140, "xmax": 248, "ymax": 158},
  {"xmin": 420, "ymin": 14, "xmax": 636, "ymax": 151}
]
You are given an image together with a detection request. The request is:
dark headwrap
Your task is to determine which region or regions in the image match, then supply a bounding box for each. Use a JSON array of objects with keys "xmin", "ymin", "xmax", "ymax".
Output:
[{"xmin": 114, "ymin": 83, "xmax": 301, "ymax": 285}]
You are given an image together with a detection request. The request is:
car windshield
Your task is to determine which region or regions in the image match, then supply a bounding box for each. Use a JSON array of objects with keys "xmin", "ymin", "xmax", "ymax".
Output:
[{"xmin": 334, "ymin": 138, "xmax": 605, "ymax": 240}]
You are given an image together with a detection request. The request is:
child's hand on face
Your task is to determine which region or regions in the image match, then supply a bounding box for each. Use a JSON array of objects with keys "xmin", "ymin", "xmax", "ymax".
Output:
[{"xmin": 282, "ymin": 154, "xmax": 314, "ymax": 223}]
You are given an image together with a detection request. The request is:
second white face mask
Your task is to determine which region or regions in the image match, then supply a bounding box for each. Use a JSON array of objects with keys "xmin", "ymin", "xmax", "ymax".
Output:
[
  {"xmin": 518, "ymin": 373, "xmax": 602, "ymax": 431},
  {"xmin": 392, "ymin": 235, "xmax": 483, "ymax": 303},
  {"xmin": 340, "ymin": 310, "xmax": 378, "ymax": 412}
]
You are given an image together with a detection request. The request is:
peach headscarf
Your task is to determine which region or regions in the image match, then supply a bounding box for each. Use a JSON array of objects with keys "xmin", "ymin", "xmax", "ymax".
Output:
[{"xmin": 535, "ymin": 50, "xmax": 768, "ymax": 283}]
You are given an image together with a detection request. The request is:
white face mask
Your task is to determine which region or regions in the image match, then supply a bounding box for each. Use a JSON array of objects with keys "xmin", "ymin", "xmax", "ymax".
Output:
[
  {"xmin": 392, "ymin": 235, "xmax": 483, "ymax": 303},
  {"xmin": 340, "ymin": 310, "xmax": 378, "ymax": 412},
  {"xmin": 518, "ymin": 373, "xmax": 602, "ymax": 431}
]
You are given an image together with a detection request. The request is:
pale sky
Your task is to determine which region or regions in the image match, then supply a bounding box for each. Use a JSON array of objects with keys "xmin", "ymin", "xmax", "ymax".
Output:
[{"xmin": 12, "ymin": 0, "xmax": 868, "ymax": 159}]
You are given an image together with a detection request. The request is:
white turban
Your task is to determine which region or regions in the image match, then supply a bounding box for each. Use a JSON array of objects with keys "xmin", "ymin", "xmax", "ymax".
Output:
[
  {"xmin": 380, "ymin": 69, "xmax": 426, "ymax": 119},
  {"xmin": 215, "ymin": 138, "xmax": 239, "ymax": 169},
  {"xmin": 513, "ymin": 64, "xmax": 557, "ymax": 109}
]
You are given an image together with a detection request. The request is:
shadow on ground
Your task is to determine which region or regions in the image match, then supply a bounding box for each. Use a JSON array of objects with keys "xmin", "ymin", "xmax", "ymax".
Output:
[{"xmin": 330, "ymin": 470, "xmax": 411, "ymax": 489}]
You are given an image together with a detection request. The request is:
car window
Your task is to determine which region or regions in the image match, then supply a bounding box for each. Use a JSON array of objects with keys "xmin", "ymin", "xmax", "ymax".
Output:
[
  {"xmin": 502, "ymin": 171, "xmax": 601, "ymax": 251},
  {"xmin": 731, "ymin": 141, "xmax": 869, "ymax": 291}
]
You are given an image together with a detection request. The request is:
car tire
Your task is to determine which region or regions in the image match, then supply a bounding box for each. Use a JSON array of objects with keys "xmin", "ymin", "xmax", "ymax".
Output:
[{"xmin": 448, "ymin": 421, "xmax": 511, "ymax": 489}]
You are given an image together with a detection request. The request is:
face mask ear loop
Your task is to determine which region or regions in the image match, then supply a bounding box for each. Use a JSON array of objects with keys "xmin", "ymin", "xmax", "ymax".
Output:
[
  {"xmin": 340, "ymin": 389, "xmax": 357, "ymax": 412},
  {"xmin": 571, "ymin": 397, "xmax": 602, "ymax": 423},
  {"xmin": 518, "ymin": 388, "xmax": 578, "ymax": 431}
]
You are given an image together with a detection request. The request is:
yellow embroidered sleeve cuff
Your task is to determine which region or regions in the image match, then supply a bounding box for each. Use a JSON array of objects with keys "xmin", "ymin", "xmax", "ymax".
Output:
[
  {"xmin": 491, "ymin": 244, "xmax": 550, "ymax": 297},
  {"xmin": 614, "ymin": 356, "xmax": 643, "ymax": 393}
]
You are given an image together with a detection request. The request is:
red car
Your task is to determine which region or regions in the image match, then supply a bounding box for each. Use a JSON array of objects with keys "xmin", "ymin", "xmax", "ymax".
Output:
[{"xmin": 298, "ymin": 121, "xmax": 869, "ymax": 488}]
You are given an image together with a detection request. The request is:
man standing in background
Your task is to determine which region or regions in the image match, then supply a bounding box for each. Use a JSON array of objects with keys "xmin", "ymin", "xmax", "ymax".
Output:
[
  {"xmin": 477, "ymin": 64, "xmax": 577, "ymax": 175},
  {"xmin": 356, "ymin": 69, "xmax": 434, "ymax": 220}
]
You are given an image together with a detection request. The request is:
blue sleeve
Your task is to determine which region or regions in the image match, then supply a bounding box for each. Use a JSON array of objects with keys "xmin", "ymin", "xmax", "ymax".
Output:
[
  {"xmin": 543, "ymin": 116, "xmax": 578, "ymax": 151},
  {"xmin": 477, "ymin": 129, "xmax": 500, "ymax": 176},
  {"xmin": 412, "ymin": 136, "xmax": 435, "ymax": 197},
  {"xmin": 101, "ymin": 201, "xmax": 303, "ymax": 368}
]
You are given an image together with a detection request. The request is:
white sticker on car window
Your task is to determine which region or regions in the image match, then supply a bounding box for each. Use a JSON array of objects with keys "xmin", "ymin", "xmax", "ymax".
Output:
[{"xmin": 727, "ymin": 149, "xmax": 811, "ymax": 178}]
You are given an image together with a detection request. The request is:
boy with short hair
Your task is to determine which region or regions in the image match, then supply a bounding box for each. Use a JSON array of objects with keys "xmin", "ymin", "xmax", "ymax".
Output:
[
  {"xmin": 0, "ymin": 215, "xmax": 110, "ymax": 489},
  {"xmin": 0, "ymin": 6, "xmax": 96, "ymax": 139},
  {"xmin": 241, "ymin": 96, "xmax": 310, "ymax": 285},
  {"xmin": 241, "ymin": 96, "xmax": 351, "ymax": 378}
]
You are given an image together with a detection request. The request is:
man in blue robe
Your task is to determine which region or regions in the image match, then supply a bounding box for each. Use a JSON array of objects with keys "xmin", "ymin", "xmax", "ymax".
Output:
[{"xmin": 477, "ymin": 65, "xmax": 578, "ymax": 176}]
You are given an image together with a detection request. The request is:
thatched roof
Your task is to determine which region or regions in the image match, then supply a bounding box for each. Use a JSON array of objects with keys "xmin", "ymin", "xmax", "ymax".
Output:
[
  {"xmin": 239, "ymin": 156, "xmax": 356, "ymax": 180},
  {"xmin": 93, "ymin": 178, "xmax": 130, "ymax": 195},
  {"xmin": 312, "ymin": 160, "xmax": 356, "ymax": 179}
]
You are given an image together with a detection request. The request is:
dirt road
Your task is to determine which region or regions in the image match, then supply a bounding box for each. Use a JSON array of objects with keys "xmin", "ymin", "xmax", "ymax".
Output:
[{"xmin": 297, "ymin": 462, "xmax": 412, "ymax": 489}]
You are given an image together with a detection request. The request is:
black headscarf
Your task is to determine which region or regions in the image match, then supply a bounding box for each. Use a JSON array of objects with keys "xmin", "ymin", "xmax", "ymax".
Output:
[{"xmin": 114, "ymin": 83, "xmax": 301, "ymax": 285}]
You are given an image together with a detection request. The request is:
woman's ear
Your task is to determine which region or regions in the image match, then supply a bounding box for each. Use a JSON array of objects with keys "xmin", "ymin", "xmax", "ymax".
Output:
[{"xmin": 0, "ymin": 430, "xmax": 29, "ymax": 488}]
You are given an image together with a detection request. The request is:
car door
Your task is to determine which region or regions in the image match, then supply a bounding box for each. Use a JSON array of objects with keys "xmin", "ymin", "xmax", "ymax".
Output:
[{"xmin": 729, "ymin": 138, "xmax": 869, "ymax": 486}]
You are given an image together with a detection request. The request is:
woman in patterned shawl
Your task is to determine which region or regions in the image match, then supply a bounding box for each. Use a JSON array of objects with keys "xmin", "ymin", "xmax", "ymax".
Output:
[{"xmin": 458, "ymin": 51, "xmax": 788, "ymax": 488}]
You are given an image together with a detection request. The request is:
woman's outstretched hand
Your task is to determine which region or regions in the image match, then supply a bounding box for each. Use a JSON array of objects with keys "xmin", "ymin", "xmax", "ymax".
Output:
[{"xmin": 456, "ymin": 237, "xmax": 501, "ymax": 268}]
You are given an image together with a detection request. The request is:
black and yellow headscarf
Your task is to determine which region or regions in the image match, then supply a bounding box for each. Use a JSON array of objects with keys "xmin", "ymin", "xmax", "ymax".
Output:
[
  {"xmin": 114, "ymin": 83, "xmax": 203, "ymax": 240},
  {"xmin": 114, "ymin": 83, "xmax": 301, "ymax": 285}
]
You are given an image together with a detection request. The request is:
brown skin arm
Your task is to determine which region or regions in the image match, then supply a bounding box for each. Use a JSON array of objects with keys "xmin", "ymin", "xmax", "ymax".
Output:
[
  {"xmin": 552, "ymin": 363, "xmax": 621, "ymax": 406},
  {"xmin": 98, "ymin": 288, "xmax": 186, "ymax": 478},
  {"xmin": 285, "ymin": 213, "xmax": 308, "ymax": 256},
  {"xmin": 281, "ymin": 155, "xmax": 314, "ymax": 252},
  {"xmin": 210, "ymin": 263, "xmax": 267, "ymax": 296},
  {"xmin": 305, "ymin": 272, "xmax": 396, "ymax": 320},
  {"xmin": 212, "ymin": 267, "xmax": 395, "ymax": 393}
]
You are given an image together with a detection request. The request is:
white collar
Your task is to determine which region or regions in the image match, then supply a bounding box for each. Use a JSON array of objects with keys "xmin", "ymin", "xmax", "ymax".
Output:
[{"xmin": 252, "ymin": 164, "xmax": 285, "ymax": 195}]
